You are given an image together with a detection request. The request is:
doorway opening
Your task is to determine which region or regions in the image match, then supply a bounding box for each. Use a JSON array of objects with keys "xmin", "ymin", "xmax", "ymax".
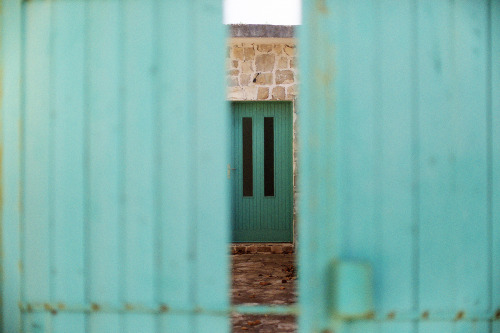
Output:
[{"xmin": 226, "ymin": 24, "xmax": 299, "ymax": 332}]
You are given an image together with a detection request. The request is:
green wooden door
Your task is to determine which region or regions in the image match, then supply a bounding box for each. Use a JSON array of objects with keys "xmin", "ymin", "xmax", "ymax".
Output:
[{"xmin": 231, "ymin": 102, "xmax": 293, "ymax": 242}]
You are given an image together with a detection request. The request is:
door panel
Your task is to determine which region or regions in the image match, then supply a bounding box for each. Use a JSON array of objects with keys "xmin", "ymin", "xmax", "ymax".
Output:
[{"xmin": 231, "ymin": 102, "xmax": 293, "ymax": 242}]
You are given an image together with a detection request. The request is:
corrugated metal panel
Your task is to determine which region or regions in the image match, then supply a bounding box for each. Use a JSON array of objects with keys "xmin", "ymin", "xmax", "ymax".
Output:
[
  {"xmin": 1, "ymin": 0, "xmax": 229, "ymax": 332},
  {"xmin": 299, "ymin": 0, "xmax": 500, "ymax": 332}
]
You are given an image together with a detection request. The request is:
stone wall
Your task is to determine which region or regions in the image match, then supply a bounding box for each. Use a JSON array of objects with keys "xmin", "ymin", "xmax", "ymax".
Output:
[
  {"xmin": 227, "ymin": 40, "xmax": 297, "ymax": 101},
  {"xmin": 227, "ymin": 38, "xmax": 299, "ymax": 244}
]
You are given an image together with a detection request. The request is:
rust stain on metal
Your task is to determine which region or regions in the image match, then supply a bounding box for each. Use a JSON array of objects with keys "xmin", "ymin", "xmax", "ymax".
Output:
[
  {"xmin": 43, "ymin": 303, "xmax": 54, "ymax": 313},
  {"xmin": 0, "ymin": 144, "xmax": 3, "ymax": 219},
  {"xmin": 125, "ymin": 303, "xmax": 134, "ymax": 311},
  {"xmin": 455, "ymin": 311, "xmax": 464, "ymax": 320},
  {"xmin": 57, "ymin": 303, "xmax": 65, "ymax": 310},
  {"xmin": 422, "ymin": 311, "xmax": 429, "ymax": 319},
  {"xmin": 316, "ymin": 0, "xmax": 329, "ymax": 14},
  {"xmin": 18, "ymin": 260, "xmax": 23, "ymax": 272},
  {"xmin": 26, "ymin": 304, "xmax": 33, "ymax": 312},
  {"xmin": 91, "ymin": 303, "xmax": 100, "ymax": 312},
  {"xmin": 159, "ymin": 304, "xmax": 169, "ymax": 313},
  {"xmin": 495, "ymin": 309, "xmax": 500, "ymax": 319},
  {"xmin": 387, "ymin": 311, "xmax": 396, "ymax": 320}
]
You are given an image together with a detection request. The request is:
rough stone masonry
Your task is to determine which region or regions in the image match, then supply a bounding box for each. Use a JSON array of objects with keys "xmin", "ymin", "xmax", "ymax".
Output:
[
  {"xmin": 227, "ymin": 33, "xmax": 299, "ymax": 245},
  {"xmin": 227, "ymin": 41, "xmax": 297, "ymax": 101}
]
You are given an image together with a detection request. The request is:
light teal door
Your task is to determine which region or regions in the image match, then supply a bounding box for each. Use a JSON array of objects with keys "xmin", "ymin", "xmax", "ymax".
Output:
[{"xmin": 231, "ymin": 102, "xmax": 293, "ymax": 242}]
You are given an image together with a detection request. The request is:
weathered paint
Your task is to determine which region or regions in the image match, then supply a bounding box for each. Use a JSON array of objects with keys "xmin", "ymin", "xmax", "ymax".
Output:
[
  {"xmin": 1, "ymin": 0, "xmax": 499, "ymax": 332},
  {"xmin": 299, "ymin": 0, "xmax": 500, "ymax": 332},
  {"xmin": 1, "ymin": 0, "xmax": 229, "ymax": 332},
  {"xmin": 1, "ymin": 0, "xmax": 22, "ymax": 331}
]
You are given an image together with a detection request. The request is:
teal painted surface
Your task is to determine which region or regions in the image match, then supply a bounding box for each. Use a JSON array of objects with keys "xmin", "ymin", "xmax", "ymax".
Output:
[
  {"xmin": 1, "ymin": 0, "xmax": 229, "ymax": 332},
  {"xmin": 231, "ymin": 102, "xmax": 293, "ymax": 242},
  {"xmin": 299, "ymin": 0, "xmax": 499, "ymax": 332}
]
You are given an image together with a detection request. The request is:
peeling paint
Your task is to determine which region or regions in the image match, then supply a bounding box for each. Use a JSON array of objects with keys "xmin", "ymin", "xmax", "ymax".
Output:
[
  {"xmin": 455, "ymin": 311, "xmax": 464, "ymax": 320},
  {"xmin": 316, "ymin": 0, "xmax": 329, "ymax": 14}
]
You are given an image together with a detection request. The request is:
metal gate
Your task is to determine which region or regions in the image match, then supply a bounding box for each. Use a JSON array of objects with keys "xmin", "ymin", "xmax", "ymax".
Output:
[
  {"xmin": 2, "ymin": 0, "xmax": 499, "ymax": 332},
  {"xmin": 1, "ymin": 0, "xmax": 230, "ymax": 332},
  {"xmin": 299, "ymin": 0, "xmax": 500, "ymax": 332}
]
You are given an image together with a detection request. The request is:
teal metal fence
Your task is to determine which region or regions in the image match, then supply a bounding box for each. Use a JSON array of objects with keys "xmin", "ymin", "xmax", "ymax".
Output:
[
  {"xmin": 2, "ymin": 0, "xmax": 230, "ymax": 332},
  {"xmin": 1, "ymin": 0, "xmax": 499, "ymax": 332},
  {"xmin": 299, "ymin": 0, "xmax": 500, "ymax": 332}
]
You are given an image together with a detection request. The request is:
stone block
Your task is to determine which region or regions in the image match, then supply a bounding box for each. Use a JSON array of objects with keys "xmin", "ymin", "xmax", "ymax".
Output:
[
  {"xmin": 257, "ymin": 246, "xmax": 272, "ymax": 253},
  {"xmin": 272, "ymin": 86, "xmax": 286, "ymax": 100},
  {"xmin": 228, "ymin": 86, "xmax": 244, "ymax": 100},
  {"xmin": 287, "ymin": 84, "xmax": 298, "ymax": 98},
  {"xmin": 228, "ymin": 76, "xmax": 239, "ymax": 87},
  {"xmin": 274, "ymin": 44, "xmax": 283, "ymax": 55},
  {"xmin": 277, "ymin": 57, "xmax": 288, "ymax": 69},
  {"xmin": 240, "ymin": 74, "xmax": 251, "ymax": 86},
  {"xmin": 290, "ymin": 57, "xmax": 296, "ymax": 68},
  {"xmin": 257, "ymin": 44, "xmax": 273, "ymax": 53},
  {"xmin": 275, "ymin": 70, "xmax": 294, "ymax": 84},
  {"xmin": 243, "ymin": 86, "xmax": 258, "ymax": 99},
  {"xmin": 232, "ymin": 60, "xmax": 239, "ymax": 68},
  {"xmin": 233, "ymin": 46, "xmax": 244, "ymax": 60},
  {"xmin": 258, "ymin": 87, "xmax": 269, "ymax": 100},
  {"xmin": 271, "ymin": 245, "xmax": 283, "ymax": 254},
  {"xmin": 255, "ymin": 73, "xmax": 273, "ymax": 85},
  {"xmin": 229, "ymin": 69, "xmax": 239, "ymax": 76},
  {"xmin": 255, "ymin": 54, "xmax": 275, "ymax": 72},
  {"xmin": 244, "ymin": 47, "xmax": 255, "ymax": 60},
  {"xmin": 284, "ymin": 45, "xmax": 296, "ymax": 56},
  {"xmin": 241, "ymin": 61, "xmax": 254, "ymax": 74},
  {"xmin": 246, "ymin": 246, "xmax": 257, "ymax": 254},
  {"xmin": 282, "ymin": 245, "xmax": 294, "ymax": 254}
]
